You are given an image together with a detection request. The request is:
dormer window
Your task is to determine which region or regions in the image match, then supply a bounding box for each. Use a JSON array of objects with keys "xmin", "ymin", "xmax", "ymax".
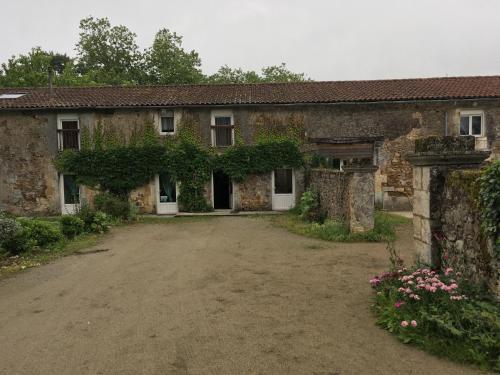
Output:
[
  {"xmin": 57, "ymin": 115, "xmax": 80, "ymax": 151},
  {"xmin": 460, "ymin": 110, "xmax": 483, "ymax": 137},
  {"xmin": 160, "ymin": 109, "xmax": 175, "ymax": 135}
]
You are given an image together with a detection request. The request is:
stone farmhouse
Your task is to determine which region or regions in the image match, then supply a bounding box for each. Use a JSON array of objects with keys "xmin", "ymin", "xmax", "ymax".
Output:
[{"xmin": 0, "ymin": 76, "xmax": 499, "ymax": 216}]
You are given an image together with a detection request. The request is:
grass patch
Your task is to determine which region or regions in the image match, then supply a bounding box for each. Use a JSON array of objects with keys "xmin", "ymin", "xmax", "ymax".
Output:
[
  {"xmin": 0, "ymin": 232, "xmax": 104, "ymax": 279},
  {"xmin": 271, "ymin": 210, "xmax": 410, "ymax": 242}
]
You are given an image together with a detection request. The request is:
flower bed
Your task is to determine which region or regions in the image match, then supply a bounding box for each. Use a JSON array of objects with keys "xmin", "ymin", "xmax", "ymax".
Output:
[{"xmin": 371, "ymin": 266, "xmax": 500, "ymax": 371}]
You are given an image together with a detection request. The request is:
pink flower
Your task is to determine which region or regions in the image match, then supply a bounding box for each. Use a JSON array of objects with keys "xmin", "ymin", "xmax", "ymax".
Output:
[
  {"xmin": 394, "ymin": 301, "xmax": 405, "ymax": 308},
  {"xmin": 429, "ymin": 286, "xmax": 437, "ymax": 293},
  {"xmin": 411, "ymin": 320, "xmax": 417, "ymax": 327},
  {"xmin": 400, "ymin": 320, "xmax": 409, "ymax": 327},
  {"xmin": 445, "ymin": 267, "xmax": 453, "ymax": 276},
  {"xmin": 450, "ymin": 283, "xmax": 458, "ymax": 290}
]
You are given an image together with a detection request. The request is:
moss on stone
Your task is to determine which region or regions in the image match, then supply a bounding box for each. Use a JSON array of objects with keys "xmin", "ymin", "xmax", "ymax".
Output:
[{"xmin": 414, "ymin": 136, "xmax": 475, "ymax": 153}]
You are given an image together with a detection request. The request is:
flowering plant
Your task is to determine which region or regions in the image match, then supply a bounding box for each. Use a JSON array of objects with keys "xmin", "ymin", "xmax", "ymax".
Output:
[{"xmin": 370, "ymin": 265, "xmax": 500, "ymax": 371}]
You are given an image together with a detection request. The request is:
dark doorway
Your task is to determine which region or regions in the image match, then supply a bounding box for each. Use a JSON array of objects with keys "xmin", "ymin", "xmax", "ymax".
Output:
[{"xmin": 213, "ymin": 170, "xmax": 232, "ymax": 209}]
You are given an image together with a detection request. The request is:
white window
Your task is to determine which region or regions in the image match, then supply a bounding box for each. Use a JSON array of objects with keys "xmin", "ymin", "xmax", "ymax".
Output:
[
  {"xmin": 211, "ymin": 110, "xmax": 234, "ymax": 147},
  {"xmin": 459, "ymin": 110, "xmax": 484, "ymax": 137},
  {"xmin": 159, "ymin": 109, "xmax": 176, "ymax": 135},
  {"xmin": 57, "ymin": 115, "xmax": 80, "ymax": 151}
]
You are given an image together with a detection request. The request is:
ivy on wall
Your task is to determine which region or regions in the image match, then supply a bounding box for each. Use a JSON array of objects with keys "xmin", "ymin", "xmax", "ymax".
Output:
[
  {"xmin": 477, "ymin": 160, "xmax": 500, "ymax": 249},
  {"xmin": 55, "ymin": 120, "xmax": 303, "ymax": 212}
]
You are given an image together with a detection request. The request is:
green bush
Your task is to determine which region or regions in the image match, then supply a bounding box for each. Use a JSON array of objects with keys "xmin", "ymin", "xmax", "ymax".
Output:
[
  {"xmin": 94, "ymin": 193, "xmax": 134, "ymax": 220},
  {"xmin": 88, "ymin": 211, "xmax": 110, "ymax": 233},
  {"xmin": 298, "ymin": 189, "xmax": 323, "ymax": 222},
  {"xmin": 60, "ymin": 215, "xmax": 85, "ymax": 238},
  {"xmin": 0, "ymin": 216, "xmax": 34, "ymax": 254},
  {"xmin": 370, "ymin": 266, "xmax": 500, "ymax": 371},
  {"xmin": 76, "ymin": 204, "xmax": 110, "ymax": 233},
  {"xmin": 18, "ymin": 219, "xmax": 63, "ymax": 247}
]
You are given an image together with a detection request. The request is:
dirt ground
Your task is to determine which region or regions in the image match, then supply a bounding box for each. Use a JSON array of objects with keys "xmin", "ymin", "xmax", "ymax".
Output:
[{"xmin": 0, "ymin": 217, "xmax": 490, "ymax": 375}]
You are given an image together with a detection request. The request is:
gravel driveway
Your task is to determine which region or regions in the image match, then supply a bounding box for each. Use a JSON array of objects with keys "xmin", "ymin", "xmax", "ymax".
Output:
[{"xmin": 0, "ymin": 217, "xmax": 487, "ymax": 375}]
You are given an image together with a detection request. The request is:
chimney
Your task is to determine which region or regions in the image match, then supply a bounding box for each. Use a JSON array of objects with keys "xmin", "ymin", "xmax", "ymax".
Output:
[{"xmin": 48, "ymin": 67, "xmax": 53, "ymax": 95}]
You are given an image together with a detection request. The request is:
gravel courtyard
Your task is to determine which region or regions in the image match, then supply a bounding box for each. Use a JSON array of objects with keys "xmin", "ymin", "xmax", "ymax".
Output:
[{"xmin": 0, "ymin": 217, "xmax": 487, "ymax": 375}]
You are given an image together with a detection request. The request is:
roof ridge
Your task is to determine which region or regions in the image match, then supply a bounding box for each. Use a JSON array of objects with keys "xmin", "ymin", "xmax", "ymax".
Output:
[{"xmin": 2, "ymin": 74, "xmax": 500, "ymax": 91}]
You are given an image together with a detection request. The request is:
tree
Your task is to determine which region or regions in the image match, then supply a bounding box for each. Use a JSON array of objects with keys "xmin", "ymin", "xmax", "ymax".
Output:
[
  {"xmin": 206, "ymin": 63, "xmax": 308, "ymax": 84},
  {"xmin": 144, "ymin": 29, "xmax": 203, "ymax": 84},
  {"xmin": 0, "ymin": 47, "xmax": 76, "ymax": 87},
  {"xmin": 75, "ymin": 17, "xmax": 144, "ymax": 85}
]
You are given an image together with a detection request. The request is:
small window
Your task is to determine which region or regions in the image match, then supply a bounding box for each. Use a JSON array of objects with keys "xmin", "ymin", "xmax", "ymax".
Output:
[
  {"xmin": 57, "ymin": 117, "xmax": 80, "ymax": 150},
  {"xmin": 274, "ymin": 168, "xmax": 293, "ymax": 194},
  {"xmin": 158, "ymin": 173, "xmax": 176, "ymax": 203},
  {"xmin": 459, "ymin": 111, "xmax": 483, "ymax": 137},
  {"xmin": 212, "ymin": 113, "xmax": 234, "ymax": 147},
  {"xmin": 63, "ymin": 175, "xmax": 80, "ymax": 204},
  {"xmin": 160, "ymin": 110, "xmax": 175, "ymax": 134}
]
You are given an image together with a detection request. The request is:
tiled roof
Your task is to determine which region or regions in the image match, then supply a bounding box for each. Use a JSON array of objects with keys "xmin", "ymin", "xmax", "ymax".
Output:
[{"xmin": 1, "ymin": 76, "xmax": 500, "ymax": 110}]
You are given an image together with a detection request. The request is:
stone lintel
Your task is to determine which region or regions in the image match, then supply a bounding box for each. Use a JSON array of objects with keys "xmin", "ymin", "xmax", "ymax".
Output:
[
  {"xmin": 343, "ymin": 165, "xmax": 379, "ymax": 174},
  {"xmin": 406, "ymin": 151, "xmax": 490, "ymax": 167}
]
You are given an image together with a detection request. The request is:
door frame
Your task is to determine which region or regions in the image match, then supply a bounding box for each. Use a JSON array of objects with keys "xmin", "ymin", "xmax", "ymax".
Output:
[
  {"xmin": 155, "ymin": 174, "xmax": 179, "ymax": 215},
  {"xmin": 211, "ymin": 171, "xmax": 234, "ymax": 210},
  {"xmin": 271, "ymin": 168, "xmax": 296, "ymax": 211},
  {"xmin": 59, "ymin": 174, "xmax": 80, "ymax": 215}
]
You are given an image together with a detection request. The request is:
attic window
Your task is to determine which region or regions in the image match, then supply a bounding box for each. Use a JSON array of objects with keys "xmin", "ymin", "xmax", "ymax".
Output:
[{"xmin": 0, "ymin": 93, "xmax": 26, "ymax": 99}]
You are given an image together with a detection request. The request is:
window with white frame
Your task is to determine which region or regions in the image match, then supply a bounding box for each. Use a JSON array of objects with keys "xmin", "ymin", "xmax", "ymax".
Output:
[
  {"xmin": 459, "ymin": 110, "xmax": 484, "ymax": 137},
  {"xmin": 159, "ymin": 109, "xmax": 175, "ymax": 135},
  {"xmin": 211, "ymin": 110, "xmax": 234, "ymax": 147},
  {"xmin": 57, "ymin": 115, "xmax": 80, "ymax": 151}
]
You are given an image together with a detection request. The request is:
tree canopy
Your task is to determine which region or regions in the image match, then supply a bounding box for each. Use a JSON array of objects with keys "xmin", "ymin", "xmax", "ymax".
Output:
[{"xmin": 0, "ymin": 17, "xmax": 309, "ymax": 87}]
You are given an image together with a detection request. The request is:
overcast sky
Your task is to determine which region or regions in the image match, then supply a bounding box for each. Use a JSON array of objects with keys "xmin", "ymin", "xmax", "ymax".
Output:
[{"xmin": 1, "ymin": 0, "xmax": 499, "ymax": 81}]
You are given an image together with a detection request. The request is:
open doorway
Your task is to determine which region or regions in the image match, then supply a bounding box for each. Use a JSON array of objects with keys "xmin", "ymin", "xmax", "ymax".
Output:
[{"xmin": 212, "ymin": 170, "xmax": 232, "ymax": 209}]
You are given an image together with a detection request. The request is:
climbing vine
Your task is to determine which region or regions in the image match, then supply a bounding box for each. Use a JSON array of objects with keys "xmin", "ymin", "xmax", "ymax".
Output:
[
  {"xmin": 477, "ymin": 160, "xmax": 500, "ymax": 249},
  {"xmin": 55, "ymin": 121, "xmax": 303, "ymax": 212}
]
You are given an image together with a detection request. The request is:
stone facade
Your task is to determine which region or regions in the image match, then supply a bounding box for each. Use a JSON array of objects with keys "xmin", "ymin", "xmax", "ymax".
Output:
[
  {"xmin": 234, "ymin": 173, "xmax": 272, "ymax": 211},
  {"xmin": 1, "ymin": 99, "xmax": 499, "ymax": 215}
]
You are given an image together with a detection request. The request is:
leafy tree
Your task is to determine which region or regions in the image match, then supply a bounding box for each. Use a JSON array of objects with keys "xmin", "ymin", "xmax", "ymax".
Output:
[
  {"xmin": 206, "ymin": 63, "xmax": 307, "ymax": 84},
  {"xmin": 75, "ymin": 17, "xmax": 144, "ymax": 85},
  {"xmin": 0, "ymin": 47, "xmax": 76, "ymax": 87},
  {"xmin": 144, "ymin": 29, "xmax": 203, "ymax": 84}
]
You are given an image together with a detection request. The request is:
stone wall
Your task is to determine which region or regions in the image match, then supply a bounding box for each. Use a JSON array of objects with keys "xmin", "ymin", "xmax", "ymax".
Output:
[
  {"xmin": 440, "ymin": 170, "xmax": 499, "ymax": 297},
  {"xmin": 309, "ymin": 164, "xmax": 377, "ymax": 232},
  {"xmin": 309, "ymin": 169, "xmax": 350, "ymax": 221}
]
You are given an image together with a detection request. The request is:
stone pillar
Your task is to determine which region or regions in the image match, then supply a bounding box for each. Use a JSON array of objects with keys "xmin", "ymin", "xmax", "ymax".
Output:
[
  {"xmin": 343, "ymin": 162, "xmax": 379, "ymax": 233},
  {"xmin": 407, "ymin": 136, "xmax": 490, "ymax": 266}
]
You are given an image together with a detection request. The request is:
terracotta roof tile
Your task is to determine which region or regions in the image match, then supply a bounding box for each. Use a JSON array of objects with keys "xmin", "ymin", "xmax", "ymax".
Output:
[{"xmin": 1, "ymin": 75, "xmax": 500, "ymax": 110}]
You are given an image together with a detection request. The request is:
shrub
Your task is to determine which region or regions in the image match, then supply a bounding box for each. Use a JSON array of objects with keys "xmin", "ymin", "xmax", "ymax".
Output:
[
  {"xmin": 298, "ymin": 189, "xmax": 323, "ymax": 222},
  {"xmin": 76, "ymin": 204, "xmax": 110, "ymax": 233},
  {"xmin": 88, "ymin": 211, "xmax": 110, "ymax": 233},
  {"xmin": 0, "ymin": 216, "xmax": 34, "ymax": 254},
  {"xmin": 18, "ymin": 219, "xmax": 63, "ymax": 247},
  {"xmin": 60, "ymin": 216, "xmax": 85, "ymax": 238},
  {"xmin": 370, "ymin": 266, "xmax": 500, "ymax": 371},
  {"xmin": 94, "ymin": 193, "xmax": 133, "ymax": 220}
]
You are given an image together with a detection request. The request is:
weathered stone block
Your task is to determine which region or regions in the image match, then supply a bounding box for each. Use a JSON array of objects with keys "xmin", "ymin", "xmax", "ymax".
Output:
[{"xmin": 412, "ymin": 190, "xmax": 430, "ymax": 218}]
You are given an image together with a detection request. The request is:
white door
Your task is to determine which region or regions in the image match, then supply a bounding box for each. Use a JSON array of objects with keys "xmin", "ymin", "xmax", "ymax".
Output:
[
  {"xmin": 59, "ymin": 174, "xmax": 80, "ymax": 215},
  {"xmin": 156, "ymin": 174, "xmax": 179, "ymax": 214},
  {"xmin": 272, "ymin": 168, "xmax": 295, "ymax": 210}
]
